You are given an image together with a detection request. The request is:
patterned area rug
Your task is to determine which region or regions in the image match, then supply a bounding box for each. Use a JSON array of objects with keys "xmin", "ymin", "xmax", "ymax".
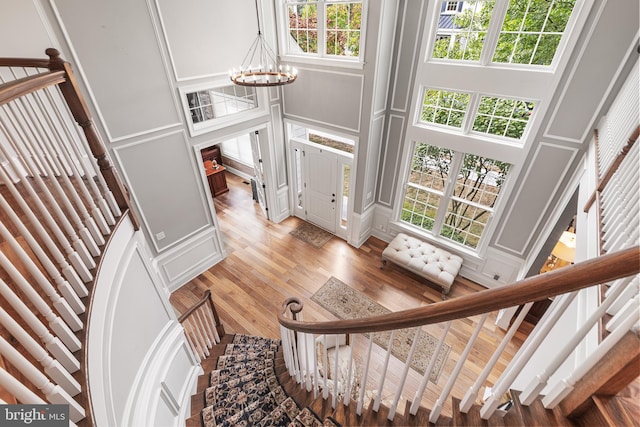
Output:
[
  {"xmin": 311, "ymin": 276, "xmax": 451, "ymax": 384},
  {"xmin": 289, "ymin": 221, "xmax": 333, "ymax": 248}
]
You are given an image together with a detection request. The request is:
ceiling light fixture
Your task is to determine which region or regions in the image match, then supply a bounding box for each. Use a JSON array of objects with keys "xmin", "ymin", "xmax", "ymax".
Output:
[{"xmin": 230, "ymin": 0, "xmax": 297, "ymax": 87}]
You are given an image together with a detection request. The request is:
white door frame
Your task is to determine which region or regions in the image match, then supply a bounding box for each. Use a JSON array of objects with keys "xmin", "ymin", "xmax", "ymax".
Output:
[{"xmin": 287, "ymin": 133, "xmax": 354, "ymax": 241}]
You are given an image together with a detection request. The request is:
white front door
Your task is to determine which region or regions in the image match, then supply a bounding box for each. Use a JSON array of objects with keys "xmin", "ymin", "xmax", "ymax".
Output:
[
  {"xmin": 304, "ymin": 145, "xmax": 338, "ymax": 233},
  {"xmin": 250, "ymin": 130, "xmax": 269, "ymax": 219}
]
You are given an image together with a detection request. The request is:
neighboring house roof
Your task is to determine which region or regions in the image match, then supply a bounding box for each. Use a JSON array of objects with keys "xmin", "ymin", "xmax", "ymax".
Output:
[{"xmin": 438, "ymin": 14, "xmax": 458, "ymax": 30}]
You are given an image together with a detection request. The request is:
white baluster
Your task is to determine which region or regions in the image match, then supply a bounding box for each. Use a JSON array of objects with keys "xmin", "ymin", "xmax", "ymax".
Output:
[
  {"xmin": 0, "ymin": 250, "xmax": 82, "ymax": 333},
  {"xmin": 0, "ymin": 367, "xmax": 46, "ymax": 404},
  {"xmin": 203, "ymin": 306, "xmax": 220, "ymax": 343},
  {"xmin": 343, "ymin": 334, "xmax": 355, "ymax": 406},
  {"xmin": 50, "ymin": 84, "xmax": 121, "ymax": 218},
  {"xmin": 0, "ymin": 307, "xmax": 80, "ymax": 396},
  {"xmin": 0, "ymin": 278, "xmax": 80, "ymax": 351},
  {"xmin": 409, "ymin": 320, "xmax": 452, "ymax": 423},
  {"xmin": 520, "ymin": 281, "xmax": 638, "ymax": 405},
  {"xmin": 182, "ymin": 324, "xmax": 201, "ymax": 362},
  {"xmin": 426, "ymin": 318, "xmax": 479, "ymax": 422},
  {"xmin": 312, "ymin": 333, "xmax": 319, "ymax": 399},
  {"xmin": 0, "ymin": 107, "xmax": 96, "ymax": 268},
  {"xmin": 191, "ymin": 318, "xmax": 207, "ymax": 359},
  {"xmin": 34, "ymin": 77, "xmax": 118, "ymax": 223},
  {"xmin": 480, "ymin": 293, "xmax": 578, "ymax": 419},
  {"xmin": 0, "ymin": 278, "xmax": 79, "ymax": 372},
  {"xmin": 0, "ymin": 337, "xmax": 85, "ymax": 423},
  {"xmin": 29, "ymin": 85, "xmax": 111, "ymax": 236},
  {"xmin": 291, "ymin": 328, "xmax": 302, "ymax": 384},
  {"xmin": 0, "ymin": 193, "xmax": 87, "ymax": 303},
  {"xmin": 0, "ymin": 150, "xmax": 93, "ymax": 283},
  {"xmin": 373, "ymin": 330, "xmax": 396, "ymax": 412},
  {"xmin": 332, "ymin": 336, "xmax": 340, "ymax": 408},
  {"xmin": 388, "ymin": 327, "xmax": 423, "ymax": 420},
  {"xmin": 542, "ymin": 303, "xmax": 640, "ymax": 408},
  {"xmin": 0, "ymin": 222, "xmax": 84, "ymax": 318},
  {"xmin": 321, "ymin": 334, "xmax": 329, "ymax": 399},
  {"xmin": 356, "ymin": 335, "xmax": 373, "ymax": 415},
  {"xmin": 3, "ymin": 104, "xmax": 99, "ymax": 262},
  {"xmin": 302, "ymin": 332, "xmax": 312, "ymax": 391},
  {"xmin": 279, "ymin": 325, "xmax": 293, "ymax": 374},
  {"xmin": 194, "ymin": 310, "xmax": 211, "ymax": 352},
  {"xmin": 460, "ymin": 303, "xmax": 532, "ymax": 413}
]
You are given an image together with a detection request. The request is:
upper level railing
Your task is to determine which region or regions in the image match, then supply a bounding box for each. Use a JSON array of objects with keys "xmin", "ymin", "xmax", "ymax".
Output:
[
  {"xmin": 0, "ymin": 49, "xmax": 136, "ymax": 425},
  {"xmin": 278, "ymin": 247, "xmax": 639, "ymax": 422}
]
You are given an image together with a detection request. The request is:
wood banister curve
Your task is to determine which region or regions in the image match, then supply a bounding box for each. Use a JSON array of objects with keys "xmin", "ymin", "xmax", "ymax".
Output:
[
  {"xmin": 278, "ymin": 246, "xmax": 640, "ymax": 334},
  {"xmin": 0, "ymin": 71, "xmax": 66, "ymax": 105}
]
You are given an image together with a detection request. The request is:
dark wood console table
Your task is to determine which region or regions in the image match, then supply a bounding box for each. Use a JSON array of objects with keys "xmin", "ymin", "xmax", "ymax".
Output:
[{"xmin": 205, "ymin": 165, "xmax": 228, "ymax": 197}]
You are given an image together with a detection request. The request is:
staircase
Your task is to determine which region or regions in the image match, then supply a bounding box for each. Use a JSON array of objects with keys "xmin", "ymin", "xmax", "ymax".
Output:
[
  {"xmin": 186, "ymin": 333, "xmax": 640, "ymax": 426},
  {"xmin": 187, "ymin": 334, "xmax": 341, "ymax": 427}
]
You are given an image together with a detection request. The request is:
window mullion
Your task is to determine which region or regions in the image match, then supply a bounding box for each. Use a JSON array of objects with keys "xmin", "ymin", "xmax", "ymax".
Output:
[
  {"xmin": 479, "ymin": 0, "xmax": 509, "ymax": 65},
  {"xmin": 432, "ymin": 152, "xmax": 463, "ymax": 234},
  {"xmin": 318, "ymin": 1, "xmax": 326, "ymax": 57},
  {"xmin": 462, "ymin": 93, "xmax": 481, "ymax": 134}
]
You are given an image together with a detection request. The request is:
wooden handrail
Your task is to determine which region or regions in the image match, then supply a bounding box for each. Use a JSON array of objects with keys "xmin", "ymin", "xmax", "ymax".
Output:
[
  {"xmin": 0, "ymin": 57, "xmax": 52, "ymax": 68},
  {"xmin": 278, "ymin": 246, "xmax": 640, "ymax": 334},
  {"xmin": 178, "ymin": 290, "xmax": 225, "ymax": 336},
  {"xmin": 0, "ymin": 71, "xmax": 66, "ymax": 105}
]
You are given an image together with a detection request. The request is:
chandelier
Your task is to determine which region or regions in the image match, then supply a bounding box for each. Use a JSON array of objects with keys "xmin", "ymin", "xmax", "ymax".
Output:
[{"xmin": 230, "ymin": 0, "xmax": 297, "ymax": 87}]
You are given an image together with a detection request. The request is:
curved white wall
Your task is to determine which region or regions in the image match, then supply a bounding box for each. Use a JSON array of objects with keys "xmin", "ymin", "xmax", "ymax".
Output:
[{"xmin": 88, "ymin": 216, "xmax": 201, "ymax": 427}]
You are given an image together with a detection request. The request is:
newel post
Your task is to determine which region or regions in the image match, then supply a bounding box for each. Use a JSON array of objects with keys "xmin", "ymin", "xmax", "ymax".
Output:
[{"xmin": 45, "ymin": 48, "xmax": 139, "ymax": 229}]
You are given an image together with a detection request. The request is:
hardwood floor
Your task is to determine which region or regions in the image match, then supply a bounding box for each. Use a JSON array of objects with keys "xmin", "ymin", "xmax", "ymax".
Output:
[{"xmin": 170, "ymin": 171, "xmax": 532, "ymax": 418}]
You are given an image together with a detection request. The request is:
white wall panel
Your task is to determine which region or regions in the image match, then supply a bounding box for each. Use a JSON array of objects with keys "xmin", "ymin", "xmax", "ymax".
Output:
[
  {"xmin": 282, "ymin": 68, "xmax": 363, "ymax": 133},
  {"xmin": 0, "ymin": 1, "xmax": 55, "ymax": 57},
  {"xmin": 51, "ymin": 0, "xmax": 181, "ymax": 140},
  {"xmin": 157, "ymin": 0, "xmax": 257, "ymax": 81},
  {"xmin": 495, "ymin": 142, "xmax": 578, "ymax": 254},
  {"xmin": 545, "ymin": 0, "xmax": 639, "ymax": 143},
  {"xmin": 113, "ymin": 131, "xmax": 210, "ymax": 253}
]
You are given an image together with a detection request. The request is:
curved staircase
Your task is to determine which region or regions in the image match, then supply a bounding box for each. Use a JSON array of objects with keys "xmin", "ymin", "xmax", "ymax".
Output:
[
  {"xmin": 187, "ymin": 334, "xmax": 341, "ymax": 427},
  {"xmin": 185, "ymin": 333, "xmax": 603, "ymax": 427}
]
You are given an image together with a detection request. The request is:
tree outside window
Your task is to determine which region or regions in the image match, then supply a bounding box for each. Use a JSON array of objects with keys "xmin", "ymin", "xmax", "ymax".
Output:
[
  {"xmin": 401, "ymin": 143, "xmax": 511, "ymax": 249},
  {"xmin": 433, "ymin": 0, "xmax": 576, "ymax": 66},
  {"xmin": 286, "ymin": 0, "xmax": 363, "ymax": 60}
]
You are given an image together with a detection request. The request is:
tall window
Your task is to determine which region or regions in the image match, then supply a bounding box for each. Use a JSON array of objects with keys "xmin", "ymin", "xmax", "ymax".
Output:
[
  {"xmin": 401, "ymin": 143, "xmax": 511, "ymax": 249},
  {"xmin": 284, "ymin": 0, "xmax": 363, "ymax": 60},
  {"xmin": 432, "ymin": 0, "xmax": 576, "ymax": 66}
]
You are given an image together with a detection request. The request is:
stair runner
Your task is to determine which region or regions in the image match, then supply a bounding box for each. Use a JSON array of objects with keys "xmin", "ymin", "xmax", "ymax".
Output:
[{"xmin": 201, "ymin": 334, "xmax": 341, "ymax": 427}]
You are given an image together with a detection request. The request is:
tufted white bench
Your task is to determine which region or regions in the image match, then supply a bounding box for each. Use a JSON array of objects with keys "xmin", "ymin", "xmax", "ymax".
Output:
[{"xmin": 381, "ymin": 232, "xmax": 463, "ymax": 298}]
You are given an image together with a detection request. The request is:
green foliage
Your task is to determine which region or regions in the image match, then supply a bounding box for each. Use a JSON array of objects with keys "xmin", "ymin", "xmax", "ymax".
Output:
[
  {"xmin": 326, "ymin": 3, "xmax": 362, "ymax": 56},
  {"xmin": 402, "ymin": 143, "xmax": 511, "ymax": 249},
  {"xmin": 288, "ymin": 2, "xmax": 362, "ymax": 57},
  {"xmin": 433, "ymin": 0, "xmax": 495, "ymax": 61},
  {"xmin": 421, "ymin": 90, "xmax": 470, "ymax": 128},
  {"xmin": 289, "ymin": 4, "xmax": 318, "ymax": 53},
  {"xmin": 433, "ymin": 0, "xmax": 575, "ymax": 65}
]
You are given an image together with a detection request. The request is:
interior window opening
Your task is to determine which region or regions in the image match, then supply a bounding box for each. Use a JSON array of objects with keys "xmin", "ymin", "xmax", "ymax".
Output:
[{"xmin": 290, "ymin": 124, "xmax": 355, "ymax": 154}]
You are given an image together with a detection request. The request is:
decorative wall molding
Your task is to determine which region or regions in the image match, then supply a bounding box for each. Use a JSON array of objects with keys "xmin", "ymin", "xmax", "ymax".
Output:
[{"xmin": 155, "ymin": 227, "xmax": 224, "ymax": 292}]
